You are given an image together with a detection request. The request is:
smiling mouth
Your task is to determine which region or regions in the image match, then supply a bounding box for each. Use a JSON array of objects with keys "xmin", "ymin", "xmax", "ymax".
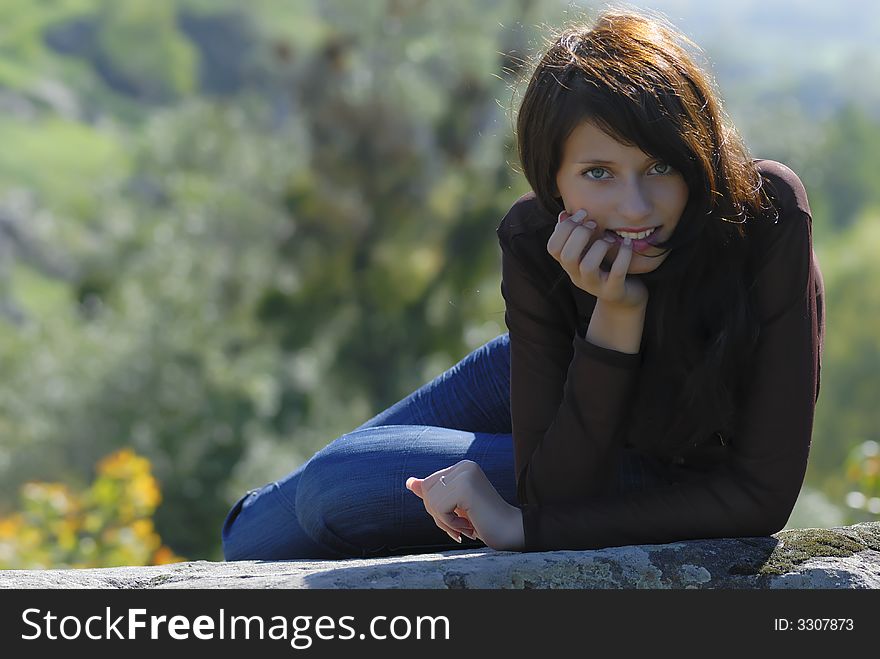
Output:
[
  {"xmin": 604, "ymin": 226, "xmax": 660, "ymax": 241},
  {"xmin": 603, "ymin": 226, "xmax": 661, "ymax": 250}
]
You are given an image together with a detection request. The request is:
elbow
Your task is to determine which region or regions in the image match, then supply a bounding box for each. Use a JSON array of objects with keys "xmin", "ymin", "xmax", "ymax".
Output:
[
  {"xmin": 763, "ymin": 503, "xmax": 795, "ymax": 537},
  {"xmin": 750, "ymin": 514, "xmax": 787, "ymax": 539},
  {"xmin": 740, "ymin": 495, "xmax": 796, "ymax": 539},
  {"xmin": 727, "ymin": 461, "xmax": 802, "ymax": 538},
  {"xmin": 761, "ymin": 481, "xmax": 802, "ymax": 536},
  {"xmin": 725, "ymin": 508, "xmax": 786, "ymax": 541}
]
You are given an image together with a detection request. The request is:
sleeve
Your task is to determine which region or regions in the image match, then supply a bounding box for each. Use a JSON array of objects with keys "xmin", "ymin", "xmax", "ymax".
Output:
[
  {"xmin": 497, "ymin": 209, "xmax": 642, "ymax": 515},
  {"xmin": 513, "ymin": 164, "xmax": 823, "ymax": 552}
]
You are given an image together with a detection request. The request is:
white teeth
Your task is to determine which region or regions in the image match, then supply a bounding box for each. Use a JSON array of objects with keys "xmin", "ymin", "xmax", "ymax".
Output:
[{"xmin": 613, "ymin": 227, "xmax": 657, "ymax": 240}]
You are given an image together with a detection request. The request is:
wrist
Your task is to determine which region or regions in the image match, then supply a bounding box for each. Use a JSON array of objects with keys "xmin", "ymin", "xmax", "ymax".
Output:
[
  {"xmin": 594, "ymin": 297, "xmax": 647, "ymax": 317},
  {"xmin": 503, "ymin": 504, "xmax": 525, "ymax": 551},
  {"xmin": 586, "ymin": 300, "xmax": 647, "ymax": 354}
]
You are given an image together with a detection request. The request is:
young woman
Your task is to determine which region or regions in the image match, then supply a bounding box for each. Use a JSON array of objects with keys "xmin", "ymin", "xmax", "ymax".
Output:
[{"xmin": 221, "ymin": 9, "xmax": 824, "ymax": 559}]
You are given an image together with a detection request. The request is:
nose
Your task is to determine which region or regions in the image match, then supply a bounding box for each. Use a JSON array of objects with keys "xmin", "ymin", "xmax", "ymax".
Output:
[{"xmin": 617, "ymin": 178, "xmax": 653, "ymax": 223}]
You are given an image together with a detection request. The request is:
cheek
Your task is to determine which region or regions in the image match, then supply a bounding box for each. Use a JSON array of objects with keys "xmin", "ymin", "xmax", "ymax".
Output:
[
  {"xmin": 559, "ymin": 184, "xmax": 605, "ymax": 212},
  {"xmin": 672, "ymin": 181, "xmax": 690, "ymax": 213},
  {"xmin": 657, "ymin": 184, "xmax": 688, "ymax": 220}
]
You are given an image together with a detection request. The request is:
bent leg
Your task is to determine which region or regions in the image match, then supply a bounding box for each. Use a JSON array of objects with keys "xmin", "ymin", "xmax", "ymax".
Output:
[
  {"xmin": 221, "ymin": 463, "xmax": 341, "ymax": 561},
  {"xmin": 295, "ymin": 424, "xmax": 517, "ymax": 559},
  {"xmin": 222, "ymin": 333, "xmax": 513, "ymax": 560}
]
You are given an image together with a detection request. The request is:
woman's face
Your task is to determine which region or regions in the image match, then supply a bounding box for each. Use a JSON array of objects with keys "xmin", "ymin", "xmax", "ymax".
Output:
[{"xmin": 555, "ymin": 120, "xmax": 689, "ymax": 274}]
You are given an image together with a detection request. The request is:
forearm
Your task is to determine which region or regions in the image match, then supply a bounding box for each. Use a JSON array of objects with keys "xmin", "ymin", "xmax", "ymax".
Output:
[
  {"xmin": 517, "ymin": 467, "xmax": 785, "ymax": 552},
  {"xmin": 518, "ymin": 301, "xmax": 646, "ymax": 502},
  {"xmin": 511, "ymin": 316, "xmax": 643, "ymax": 504},
  {"xmin": 586, "ymin": 300, "xmax": 647, "ymax": 354}
]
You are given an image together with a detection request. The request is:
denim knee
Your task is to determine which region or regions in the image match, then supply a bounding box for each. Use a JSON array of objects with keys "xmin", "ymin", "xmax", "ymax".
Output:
[
  {"xmin": 221, "ymin": 477, "xmax": 341, "ymax": 561},
  {"xmin": 295, "ymin": 429, "xmax": 402, "ymax": 558}
]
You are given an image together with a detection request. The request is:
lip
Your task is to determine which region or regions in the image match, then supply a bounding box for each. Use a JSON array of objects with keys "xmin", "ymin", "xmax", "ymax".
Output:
[
  {"xmin": 603, "ymin": 226, "xmax": 662, "ymax": 253},
  {"xmin": 607, "ymin": 225, "xmax": 660, "ymax": 234}
]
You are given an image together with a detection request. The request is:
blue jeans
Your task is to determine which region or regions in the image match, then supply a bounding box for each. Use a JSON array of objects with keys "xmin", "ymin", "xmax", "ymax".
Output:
[{"xmin": 221, "ymin": 333, "xmax": 669, "ymax": 560}]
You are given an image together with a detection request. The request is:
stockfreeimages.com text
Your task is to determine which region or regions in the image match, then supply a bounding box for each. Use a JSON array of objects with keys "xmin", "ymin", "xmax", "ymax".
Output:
[{"xmin": 21, "ymin": 607, "xmax": 450, "ymax": 649}]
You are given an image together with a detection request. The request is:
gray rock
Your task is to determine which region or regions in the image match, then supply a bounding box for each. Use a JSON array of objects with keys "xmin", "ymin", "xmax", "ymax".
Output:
[{"xmin": 2, "ymin": 522, "xmax": 878, "ymax": 589}]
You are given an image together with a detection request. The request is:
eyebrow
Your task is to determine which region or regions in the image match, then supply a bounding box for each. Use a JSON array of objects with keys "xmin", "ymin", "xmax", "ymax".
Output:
[{"xmin": 574, "ymin": 157, "xmax": 655, "ymax": 165}]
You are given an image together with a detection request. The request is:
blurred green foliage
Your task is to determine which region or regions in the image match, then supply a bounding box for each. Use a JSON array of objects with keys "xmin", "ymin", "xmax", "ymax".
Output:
[
  {"xmin": 842, "ymin": 441, "xmax": 880, "ymax": 520},
  {"xmin": 96, "ymin": 1, "xmax": 198, "ymax": 102},
  {"xmin": 0, "ymin": 0, "xmax": 878, "ymax": 564}
]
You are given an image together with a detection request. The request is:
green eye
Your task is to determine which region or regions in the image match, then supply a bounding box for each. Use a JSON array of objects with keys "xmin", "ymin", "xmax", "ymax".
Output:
[{"xmin": 582, "ymin": 167, "xmax": 609, "ymax": 180}]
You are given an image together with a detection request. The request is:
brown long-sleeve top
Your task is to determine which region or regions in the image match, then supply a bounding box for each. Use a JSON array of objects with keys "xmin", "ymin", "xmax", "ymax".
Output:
[{"xmin": 496, "ymin": 159, "xmax": 825, "ymax": 552}]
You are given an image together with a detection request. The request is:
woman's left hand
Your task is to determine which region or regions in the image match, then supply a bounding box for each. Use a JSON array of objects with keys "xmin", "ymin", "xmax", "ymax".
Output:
[{"xmin": 405, "ymin": 460, "xmax": 524, "ymax": 551}]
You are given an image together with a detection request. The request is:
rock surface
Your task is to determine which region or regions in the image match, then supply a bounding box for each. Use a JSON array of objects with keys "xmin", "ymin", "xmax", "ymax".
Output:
[{"xmin": 2, "ymin": 522, "xmax": 879, "ymax": 589}]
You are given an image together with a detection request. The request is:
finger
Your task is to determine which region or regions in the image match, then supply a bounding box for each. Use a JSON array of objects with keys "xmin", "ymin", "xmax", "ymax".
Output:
[
  {"xmin": 577, "ymin": 234, "xmax": 614, "ymax": 280},
  {"xmin": 451, "ymin": 522, "xmax": 477, "ymax": 541},
  {"xmin": 568, "ymin": 209, "xmax": 588, "ymax": 224},
  {"xmin": 548, "ymin": 210, "xmax": 588, "ymax": 255},
  {"xmin": 547, "ymin": 218, "xmax": 583, "ymax": 258},
  {"xmin": 452, "ymin": 527, "xmax": 476, "ymax": 542},
  {"xmin": 427, "ymin": 476, "xmax": 474, "ymax": 541},
  {"xmin": 434, "ymin": 516, "xmax": 465, "ymax": 543},
  {"xmin": 448, "ymin": 506, "xmax": 474, "ymax": 532},
  {"xmin": 407, "ymin": 477, "xmax": 473, "ymax": 536},
  {"xmin": 405, "ymin": 477, "xmax": 424, "ymax": 499},
  {"xmin": 410, "ymin": 477, "xmax": 473, "ymax": 539},
  {"xmin": 419, "ymin": 463, "xmax": 469, "ymax": 498},
  {"xmin": 453, "ymin": 506, "xmax": 472, "ymax": 524},
  {"xmin": 448, "ymin": 514, "xmax": 478, "ymax": 541},
  {"xmin": 607, "ymin": 236, "xmax": 634, "ymax": 285},
  {"xmin": 564, "ymin": 217, "xmax": 600, "ymax": 261},
  {"xmin": 434, "ymin": 513, "xmax": 470, "ymax": 542},
  {"xmin": 411, "ymin": 482, "xmax": 468, "ymax": 541},
  {"xmin": 449, "ymin": 516, "xmax": 473, "ymax": 529},
  {"xmin": 416, "ymin": 464, "xmax": 482, "ymax": 542},
  {"xmin": 430, "ymin": 488, "xmax": 473, "ymax": 531},
  {"xmin": 448, "ymin": 515, "xmax": 474, "ymax": 532},
  {"xmin": 558, "ymin": 223, "xmax": 597, "ymax": 267}
]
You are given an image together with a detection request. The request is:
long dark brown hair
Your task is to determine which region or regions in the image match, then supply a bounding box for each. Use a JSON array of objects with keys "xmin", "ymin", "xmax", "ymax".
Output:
[{"xmin": 511, "ymin": 9, "xmax": 779, "ymax": 459}]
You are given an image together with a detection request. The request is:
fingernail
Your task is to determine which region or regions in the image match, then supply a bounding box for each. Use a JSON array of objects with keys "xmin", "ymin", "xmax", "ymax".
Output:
[
  {"xmin": 603, "ymin": 235, "xmax": 616, "ymax": 243},
  {"xmin": 572, "ymin": 209, "xmax": 587, "ymax": 223},
  {"xmin": 584, "ymin": 220, "xmax": 597, "ymax": 229},
  {"xmin": 624, "ymin": 237, "xmax": 632, "ymax": 246},
  {"xmin": 557, "ymin": 210, "xmax": 567, "ymax": 223},
  {"xmin": 405, "ymin": 477, "xmax": 413, "ymax": 489},
  {"xmin": 455, "ymin": 534, "xmax": 462, "ymax": 543}
]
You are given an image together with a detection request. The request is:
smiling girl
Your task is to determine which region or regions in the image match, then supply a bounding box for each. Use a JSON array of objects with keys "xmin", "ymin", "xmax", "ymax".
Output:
[{"xmin": 221, "ymin": 9, "xmax": 824, "ymax": 559}]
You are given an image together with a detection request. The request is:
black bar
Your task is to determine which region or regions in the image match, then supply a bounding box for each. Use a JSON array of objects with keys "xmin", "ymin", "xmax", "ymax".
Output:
[{"xmin": 0, "ymin": 588, "xmax": 874, "ymax": 655}]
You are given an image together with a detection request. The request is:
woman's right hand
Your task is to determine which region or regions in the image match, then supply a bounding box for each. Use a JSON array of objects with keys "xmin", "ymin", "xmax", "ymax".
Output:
[{"xmin": 547, "ymin": 209, "xmax": 649, "ymax": 310}]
